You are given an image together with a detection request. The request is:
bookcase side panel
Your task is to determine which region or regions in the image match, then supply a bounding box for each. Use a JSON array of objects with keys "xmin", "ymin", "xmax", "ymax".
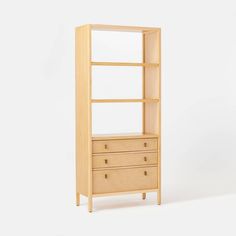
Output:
[
  {"xmin": 75, "ymin": 25, "xmax": 92, "ymax": 196},
  {"xmin": 144, "ymin": 31, "xmax": 160, "ymax": 135}
]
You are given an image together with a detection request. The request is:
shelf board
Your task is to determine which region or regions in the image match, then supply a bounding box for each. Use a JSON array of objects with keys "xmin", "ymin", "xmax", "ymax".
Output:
[
  {"xmin": 92, "ymin": 133, "xmax": 158, "ymax": 141},
  {"xmin": 91, "ymin": 99, "xmax": 159, "ymax": 103},
  {"xmin": 90, "ymin": 24, "xmax": 160, "ymax": 33},
  {"xmin": 91, "ymin": 62, "xmax": 158, "ymax": 67}
]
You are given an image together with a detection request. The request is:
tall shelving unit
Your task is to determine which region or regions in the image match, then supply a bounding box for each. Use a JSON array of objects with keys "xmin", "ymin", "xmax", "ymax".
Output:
[{"xmin": 75, "ymin": 24, "xmax": 161, "ymax": 212}]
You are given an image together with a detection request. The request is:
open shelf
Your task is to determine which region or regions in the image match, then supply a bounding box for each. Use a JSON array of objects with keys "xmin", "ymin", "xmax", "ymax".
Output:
[
  {"xmin": 91, "ymin": 99, "xmax": 159, "ymax": 103},
  {"xmin": 92, "ymin": 133, "xmax": 159, "ymax": 140},
  {"xmin": 92, "ymin": 66, "xmax": 142, "ymax": 99},
  {"xmin": 91, "ymin": 62, "xmax": 159, "ymax": 67}
]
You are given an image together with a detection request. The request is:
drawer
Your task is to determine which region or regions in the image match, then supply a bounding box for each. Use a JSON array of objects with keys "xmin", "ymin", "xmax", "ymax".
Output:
[
  {"xmin": 93, "ymin": 167, "xmax": 158, "ymax": 194},
  {"xmin": 92, "ymin": 138, "xmax": 157, "ymax": 154},
  {"xmin": 93, "ymin": 152, "xmax": 157, "ymax": 169}
]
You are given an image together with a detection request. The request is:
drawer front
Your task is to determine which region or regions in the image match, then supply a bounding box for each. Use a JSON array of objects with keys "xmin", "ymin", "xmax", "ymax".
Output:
[
  {"xmin": 92, "ymin": 138, "xmax": 158, "ymax": 154},
  {"xmin": 93, "ymin": 167, "xmax": 158, "ymax": 194},
  {"xmin": 93, "ymin": 152, "xmax": 157, "ymax": 169}
]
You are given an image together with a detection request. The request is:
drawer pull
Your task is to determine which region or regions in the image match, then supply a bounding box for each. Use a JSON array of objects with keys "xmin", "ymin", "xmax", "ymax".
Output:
[
  {"xmin": 104, "ymin": 159, "xmax": 108, "ymax": 164},
  {"xmin": 144, "ymin": 142, "xmax": 147, "ymax": 147},
  {"xmin": 144, "ymin": 171, "xmax": 147, "ymax": 176},
  {"xmin": 144, "ymin": 156, "xmax": 147, "ymax": 162},
  {"xmin": 105, "ymin": 174, "xmax": 108, "ymax": 179},
  {"xmin": 104, "ymin": 144, "xmax": 108, "ymax": 149}
]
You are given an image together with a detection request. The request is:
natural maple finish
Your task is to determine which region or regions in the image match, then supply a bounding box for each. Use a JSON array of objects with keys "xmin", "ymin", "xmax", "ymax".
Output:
[
  {"xmin": 92, "ymin": 138, "xmax": 158, "ymax": 154},
  {"xmin": 91, "ymin": 62, "xmax": 158, "ymax": 67},
  {"xmin": 143, "ymin": 30, "xmax": 161, "ymax": 204},
  {"xmin": 93, "ymin": 166, "xmax": 158, "ymax": 194},
  {"xmin": 92, "ymin": 133, "xmax": 158, "ymax": 140},
  {"xmin": 75, "ymin": 25, "xmax": 93, "ymax": 212},
  {"xmin": 93, "ymin": 152, "xmax": 157, "ymax": 169},
  {"xmin": 91, "ymin": 98, "xmax": 159, "ymax": 103},
  {"xmin": 142, "ymin": 193, "xmax": 146, "ymax": 200},
  {"xmin": 93, "ymin": 188, "xmax": 158, "ymax": 197},
  {"xmin": 75, "ymin": 24, "xmax": 161, "ymax": 212},
  {"xmin": 91, "ymin": 24, "xmax": 160, "ymax": 32}
]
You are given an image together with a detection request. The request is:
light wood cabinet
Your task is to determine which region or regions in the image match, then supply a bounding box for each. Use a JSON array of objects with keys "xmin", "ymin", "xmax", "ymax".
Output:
[{"xmin": 75, "ymin": 24, "xmax": 161, "ymax": 212}]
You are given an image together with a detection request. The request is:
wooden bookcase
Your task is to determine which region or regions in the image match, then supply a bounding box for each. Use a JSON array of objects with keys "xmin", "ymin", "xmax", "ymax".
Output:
[{"xmin": 75, "ymin": 24, "xmax": 161, "ymax": 212}]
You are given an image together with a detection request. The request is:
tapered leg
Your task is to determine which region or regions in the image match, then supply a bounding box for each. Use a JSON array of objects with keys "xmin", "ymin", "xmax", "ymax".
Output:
[
  {"xmin": 76, "ymin": 193, "xmax": 80, "ymax": 206},
  {"xmin": 142, "ymin": 193, "xmax": 146, "ymax": 200},
  {"xmin": 88, "ymin": 196, "xmax": 93, "ymax": 213},
  {"xmin": 157, "ymin": 189, "xmax": 161, "ymax": 205}
]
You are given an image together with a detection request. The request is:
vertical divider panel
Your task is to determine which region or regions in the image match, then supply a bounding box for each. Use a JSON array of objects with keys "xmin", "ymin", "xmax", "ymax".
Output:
[
  {"xmin": 144, "ymin": 29, "xmax": 161, "ymax": 202},
  {"xmin": 75, "ymin": 25, "xmax": 92, "ymax": 197}
]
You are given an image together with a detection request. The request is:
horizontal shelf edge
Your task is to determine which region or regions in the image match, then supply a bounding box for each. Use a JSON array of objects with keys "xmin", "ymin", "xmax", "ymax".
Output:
[
  {"xmin": 91, "ymin": 99, "xmax": 160, "ymax": 103},
  {"xmin": 90, "ymin": 24, "xmax": 160, "ymax": 32},
  {"xmin": 92, "ymin": 133, "xmax": 159, "ymax": 141},
  {"xmin": 93, "ymin": 150, "xmax": 157, "ymax": 156},
  {"xmin": 93, "ymin": 164, "xmax": 158, "ymax": 171},
  {"xmin": 91, "ymin": 62, "xmax": 159, "ymax": 67},
  {"xmin": 92, "ymin": 149, "xmax": 158, "ymax": 155},
  {"xmin": 93, "ymin": 188, "xmax": 159, "ymax": 197}
]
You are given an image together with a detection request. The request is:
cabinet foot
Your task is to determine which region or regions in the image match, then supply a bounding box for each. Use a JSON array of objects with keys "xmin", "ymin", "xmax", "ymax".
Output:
[
  {"xmin": 142, "ymin": 193, "xmax": 146, "ymax": 200},
  {"xmin": 76, "ymin": 193, "xmax": 80, "ymax": 206},
  {"xmin": 88, "ymin": 196, "xmax": 93, "ymax": 212},
  {"xmin": 157, "ymin": 189, "xmax": 161, "ymax": 205}
]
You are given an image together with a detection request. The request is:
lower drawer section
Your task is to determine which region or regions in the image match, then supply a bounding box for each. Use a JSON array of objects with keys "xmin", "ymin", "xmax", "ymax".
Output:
[{"xmin": 93, "ymin": 166, "xmax": 158, "ymax": 194}]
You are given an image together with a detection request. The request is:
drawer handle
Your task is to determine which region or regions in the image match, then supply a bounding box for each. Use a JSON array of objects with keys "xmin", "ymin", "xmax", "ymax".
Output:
[
  {"xmin": 105, "ymin": 174, "xmax": 108, "ymax": 179},
  {"xmin": 144, "ymin": 142, "xmax": 147, "ymax": 147},
  {"xmin": 104, "ymin": 159, "xmax": 108, "ymax": 164},
  {"xmin": 144, "ymin": 156, "xmax": 147, "ymax": 162},
  {"xmin": 104, "ymin": 144, "xmax": 108, "ymax": 149},
  {"xmin": 144, "ymin": 171, "xmax": 147, "ymax": 176}
]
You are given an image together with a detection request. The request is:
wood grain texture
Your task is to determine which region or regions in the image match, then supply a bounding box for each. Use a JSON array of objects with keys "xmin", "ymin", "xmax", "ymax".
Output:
[
  {"xmin": 142, "ymin": 33, "xmax": 146, "ymax": 134},
  {"xmin": 93, "ymin": 166, "xmax": 158, "ymax": 194},
  {"xmin": 92, "ymin": 133, "xmax": 158, "ymax": 140},
  {"xmin": 92, "ymin": 138, "xmax": 158, "ymax": 154},
  {"xmin": 91, "ymin": 62, "xmax": 158, "ymax": 67},
  {"xmin": 93, "ymin": 188, "xmax": 158, "ymax": 197},
  {"xmin": 93, "ymin": 152, "xmax": 157, "ymax": 169},
  {"xmin": 144, "ymin": 31, "xmax": 160, "ymax": 134},
  {"xmin": 91, "ymin": 99, "xmax": 159, "ymax": 103},
  {"xmin": 90, "ymin": 24, "xmax": 160, "ymax": 32},
  {"xmin": 157, "ymin": 29, "xmax": 161, "ymax": 205},
  {"xmin": 75, "ymin": 25, "xmax": 92, "ymax": 197},
  {"xmin": 143, "ymin": 30, "xmax": 161, "ymax": 204}
]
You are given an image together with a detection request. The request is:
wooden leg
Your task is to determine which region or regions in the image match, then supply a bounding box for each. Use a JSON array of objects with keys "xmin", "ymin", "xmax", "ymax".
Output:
[
  {"xmin": 142, "ymin": 193, "xmax": 146, "ymax": 200},
  {"xmin": 88, "ymin": 196, "xmax": 93, "ymax": 213},
  {"xmin": 157, "ymin": 189, "xmax": 161, "ymax": 205},
  {"xmin": 76, "ymin": 193, "xmax": 80, "ymax": 206}
]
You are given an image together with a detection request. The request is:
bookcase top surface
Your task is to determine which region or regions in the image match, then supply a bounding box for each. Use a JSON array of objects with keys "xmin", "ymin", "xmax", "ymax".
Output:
[
  {"xmin": 92, "ymin": 133, "xmax": 158, "ymax": 140},
  {"xmin": 77, "ymin": 24, "xmax": 160, "ymax": 32}
]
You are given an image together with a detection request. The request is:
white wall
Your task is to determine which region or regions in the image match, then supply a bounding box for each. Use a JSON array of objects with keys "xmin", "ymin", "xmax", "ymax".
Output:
[{"xmin": 0, "ymin": 0, "xmax": 236, "ymax": 235}]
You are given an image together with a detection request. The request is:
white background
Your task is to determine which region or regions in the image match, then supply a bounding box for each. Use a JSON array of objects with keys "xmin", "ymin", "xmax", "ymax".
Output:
[{"xmin": 0, "ymin": 0, "xmax": 236, "ymax": 235}]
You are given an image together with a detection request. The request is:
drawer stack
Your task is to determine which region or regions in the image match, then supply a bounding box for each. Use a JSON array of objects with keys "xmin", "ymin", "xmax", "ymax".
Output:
[{"xmin": 92, "ymin": 137, "xmax": 158, "ymax": 194}]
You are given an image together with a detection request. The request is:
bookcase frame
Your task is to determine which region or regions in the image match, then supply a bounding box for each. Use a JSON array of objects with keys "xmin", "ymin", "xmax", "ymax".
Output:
[{"xmin": 75, "ymin": 24, "xmax": 161, "ymax": 212}]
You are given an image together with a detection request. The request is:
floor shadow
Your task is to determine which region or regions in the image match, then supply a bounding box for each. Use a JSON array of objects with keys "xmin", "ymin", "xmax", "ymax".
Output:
[{"xmin": 94, "ymin": 195, "xmax": 158, "ymax": 211}]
